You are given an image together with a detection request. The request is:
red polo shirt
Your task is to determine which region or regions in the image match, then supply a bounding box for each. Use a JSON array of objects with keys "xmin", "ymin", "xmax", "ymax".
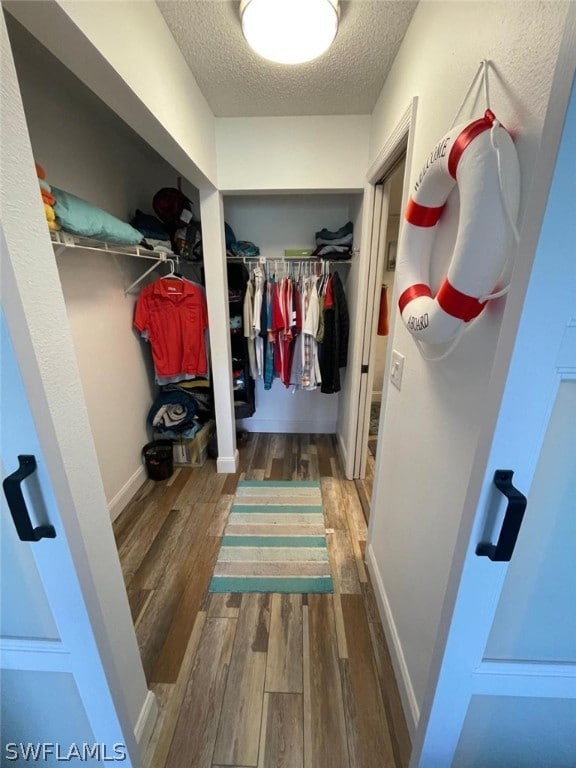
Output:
[{"xmin": 134, "ymin": 278, "xmax": 208, "ymax": 378}]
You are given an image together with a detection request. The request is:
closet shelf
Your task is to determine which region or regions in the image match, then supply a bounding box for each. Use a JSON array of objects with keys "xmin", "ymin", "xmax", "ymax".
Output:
[
  {"xmin": 50, "ymin": 231, "xmax": 179, "ymax": 295},
  {"xmin": 50, "ymin": 231, "xmax": 174, "ymax": 261},
  {"xmin": 226, "ymin": 255, "xmax": 354, "ymax": 265}
]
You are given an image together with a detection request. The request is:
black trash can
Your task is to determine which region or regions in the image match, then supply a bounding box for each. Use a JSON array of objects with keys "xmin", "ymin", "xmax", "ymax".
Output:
[{"xmin": 142, "ymin": 440, "xmax": 174, "ymax": 481}]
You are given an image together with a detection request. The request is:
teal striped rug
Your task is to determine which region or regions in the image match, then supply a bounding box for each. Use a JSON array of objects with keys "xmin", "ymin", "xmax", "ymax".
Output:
[{"xmin": 209, "ymin": 480, "xmax": 333, "ymax": 594}]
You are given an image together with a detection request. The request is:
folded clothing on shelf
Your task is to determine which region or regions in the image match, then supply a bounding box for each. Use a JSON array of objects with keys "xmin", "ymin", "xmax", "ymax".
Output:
[
  {"xmin": 313, "ymin": 221, "xmax": 353, "ymax": 259},
  {"xmin": 131, "ymin": 209, "xmax": 171, "ymax": 241},
  {"xmin": 36, "ymin": 164, "xmax": 60, "ymax": 231},
  {"xmin": 311, "ymin": 244, "xmax": 352, "ymax": 260},
  {"xmin": 314, "ymin": 220, "xmax": 353, "ymax": 242},
  {"xmin": 175, "ymin": 377, "xmax": 211, "ymax": 390},
  {"xmin": 316, "ymin": 232, "xmax": 353, "ymax": 247},
  {"xmin": 223, "ymin": 222, "xmax": 260, "ymax": 259},
  {"xmin": 228, "ymin": 240, "xmax": 260, "ymax": 258},
  {"xmin": 40, "ymin": 180, "xmax": 56, "ymax": 207},
  {"xmin": 141, "ymin": 240, "xmax": 174, "ymax": 254}
]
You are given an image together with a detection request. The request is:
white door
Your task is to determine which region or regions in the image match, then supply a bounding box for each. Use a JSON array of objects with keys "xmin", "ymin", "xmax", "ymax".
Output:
[
  {"xmin": 0, "ymin": 307, "xmax": 139, "ymax": 766},
  {"xmin": 412, "ymin": 79, "xmax": 576, "ymax": 767}
]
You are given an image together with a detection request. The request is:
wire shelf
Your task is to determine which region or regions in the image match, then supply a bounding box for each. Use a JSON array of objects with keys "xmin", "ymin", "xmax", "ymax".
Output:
[
  {"xmin": 50, "ymin": 231, "xmax": 174, "ymax": 261},
  {"xmin": 50, "ymin": 231, "xmax": 178, "ymax": 294}
]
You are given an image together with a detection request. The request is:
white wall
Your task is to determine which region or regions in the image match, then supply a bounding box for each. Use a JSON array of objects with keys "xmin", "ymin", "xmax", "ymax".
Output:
[
  {"xmin": 5, "ymin": 0, "xmax": 217, "ymax": 190},
  {"xmin": 1, "ymin": 11, "xmax": 150, "ymax": 745},
  {"xmin": 366, "ymin": 0, "xmax": 570, "ymax": 730},
  {"xmin": 6, "ymin": 15, "xmax": 201, "ymax": 219},
  {"xmin": 7, "ymin": 16, "xmax": 199, "ymax": 517},
  {"xmin": 227, "ymin": 194, "xmax": 357, "ymax": 433},
  {"xmin": 216, "ymin": 116, "xmax": 370, "ymax": 192}
]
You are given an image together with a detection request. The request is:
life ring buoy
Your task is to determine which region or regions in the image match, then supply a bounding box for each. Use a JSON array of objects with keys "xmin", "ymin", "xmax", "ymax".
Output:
[{"xmin": 396, "ymin": 109, "xmax": 520, "ymax": 347}]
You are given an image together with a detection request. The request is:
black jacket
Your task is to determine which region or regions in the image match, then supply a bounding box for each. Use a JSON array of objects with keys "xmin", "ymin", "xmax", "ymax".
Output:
[{"xmin": 320, "ymin": 271, "xmax": 349, "ymax": 394}]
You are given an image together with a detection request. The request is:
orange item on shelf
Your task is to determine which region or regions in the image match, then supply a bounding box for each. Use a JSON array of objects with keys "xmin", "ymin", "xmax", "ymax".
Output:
[{"xmin": 41, "ymin": 189, "xmax": 56, "ymax": 206}]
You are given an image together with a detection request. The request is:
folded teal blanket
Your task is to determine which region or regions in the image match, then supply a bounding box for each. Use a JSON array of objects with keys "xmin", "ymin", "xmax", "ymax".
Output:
[{"xmin": 53, "ymin": 187, "xmax": 143, "ymax": 245}]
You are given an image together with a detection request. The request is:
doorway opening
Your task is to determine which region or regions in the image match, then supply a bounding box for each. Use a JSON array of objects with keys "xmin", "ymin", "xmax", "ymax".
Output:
[{"xmin": 356, "ymin": 156, "xmax": 407, "ymax": 520}]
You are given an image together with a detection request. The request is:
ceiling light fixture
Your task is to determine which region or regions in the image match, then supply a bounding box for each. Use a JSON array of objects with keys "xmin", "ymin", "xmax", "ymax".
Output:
[{"xmin": 240, "ymin": 0, "xmax": 340, "ymax": 66}]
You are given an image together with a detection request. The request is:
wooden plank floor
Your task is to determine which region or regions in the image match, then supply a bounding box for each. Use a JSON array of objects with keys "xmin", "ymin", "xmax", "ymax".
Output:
[{"xmin": 113, "ymin": 433, "xmax": 411, "ymax": 768}]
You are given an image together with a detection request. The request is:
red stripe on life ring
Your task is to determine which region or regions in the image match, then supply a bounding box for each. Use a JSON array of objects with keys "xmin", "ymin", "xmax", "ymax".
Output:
[
  {"xmin": 448, "ymin": 109, "xmax": 496, "ymax": 179},
  {"xmin": 398, "ymin": 283, "xmax": 433, "ymax": 314},
  {"xmin": 405, "ymin": 198, "xmax": 445, "ymax": 227},
  {"xmin": 436, "ymin": 279, "xmax": 486, "ymax": 321}
]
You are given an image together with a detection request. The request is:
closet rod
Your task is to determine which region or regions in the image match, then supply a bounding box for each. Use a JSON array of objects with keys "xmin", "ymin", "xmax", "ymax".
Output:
[
  {"xmin": 226, "ymin": 257, "xmax": 349, "ymax": 271},
  {"xmin": 227, "ymin": 256, "xmax": 348, "ymax": 263},
  {"xmin": 123, "ymin": 257, "xmax": 179, "ymax": 295},
  {"xmin": 227, "ymin": 258, "xmax": 338, "ymax": 277}
]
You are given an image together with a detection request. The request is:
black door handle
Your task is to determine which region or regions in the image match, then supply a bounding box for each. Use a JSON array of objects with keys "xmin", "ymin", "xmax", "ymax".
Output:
[
  {"xmin": 2, "ymin": 455, "xmax": 56, "ymax": 542},
  {"xmin": 476, "ymin": 470, "xmax": 527, "ymax": 562}
]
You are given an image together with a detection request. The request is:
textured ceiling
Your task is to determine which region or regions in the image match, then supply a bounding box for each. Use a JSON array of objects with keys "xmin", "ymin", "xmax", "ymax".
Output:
[{"xmin": 157, "ymin": 1, "xmax": 418, "ymax": 117}]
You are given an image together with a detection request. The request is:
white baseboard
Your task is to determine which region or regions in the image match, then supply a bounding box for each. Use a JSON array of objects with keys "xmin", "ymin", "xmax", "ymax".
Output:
[
  {"xmin": 337, "ymin": 431, "xmax": 352, "ymax": 480},
  {"xmin": 217, "ymin": 449, "xmax": 239, "ymax": 473},
  {"xmin": 236, "ymin": 419, "xmax": 337, "ymax": 434},
  {"xmin": 134, "ymin": 689, "xmax": 158, "ymax": 750},
  {"xmin": 108, "ymin": 464, "xmax": 147, "ymax": 522},
  {"xmin": 366, "ymin": 542, "xmax": 419, "ymax": 736}
]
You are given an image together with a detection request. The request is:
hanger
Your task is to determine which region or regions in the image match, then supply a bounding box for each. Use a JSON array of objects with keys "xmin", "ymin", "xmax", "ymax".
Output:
[
  {"xmin": 161, "ymin": 259, "xmax": 183, "ymax": 280},
  {"xmin": 160, "ymin": 259, "xmax": 184, "ymax": 292}
]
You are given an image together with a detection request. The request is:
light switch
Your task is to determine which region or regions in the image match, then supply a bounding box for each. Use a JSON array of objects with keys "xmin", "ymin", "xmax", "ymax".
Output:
[{"xmin": 390, "ymin": 350, "xmax": 405, "ymax": 391}]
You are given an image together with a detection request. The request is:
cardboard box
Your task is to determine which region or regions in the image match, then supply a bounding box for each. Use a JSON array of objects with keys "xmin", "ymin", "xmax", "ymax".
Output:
[{"xmin": 172, "ymin": 421, "xmax": 215, "ymax": 467}]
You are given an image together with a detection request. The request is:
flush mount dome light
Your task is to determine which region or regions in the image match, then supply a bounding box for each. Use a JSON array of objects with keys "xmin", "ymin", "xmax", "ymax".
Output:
[{"xmin": 240, "ymin": 0, "xmax": 340, "ymax": 65}]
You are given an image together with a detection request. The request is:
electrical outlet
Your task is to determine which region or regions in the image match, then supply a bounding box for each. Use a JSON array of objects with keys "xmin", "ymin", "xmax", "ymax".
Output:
[{"xmin": 390, "ymin": 350, "xmax": 405, "ymax": 391}]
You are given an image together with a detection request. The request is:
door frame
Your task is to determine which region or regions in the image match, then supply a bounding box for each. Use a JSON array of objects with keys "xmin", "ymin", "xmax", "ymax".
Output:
[
  {"xmin": 344, "ymin": 97, "xmax": 418, "ymax": 480},
  {"xmin": 353, "ymin": 157, "xmax": 406, "ymax": 480}
]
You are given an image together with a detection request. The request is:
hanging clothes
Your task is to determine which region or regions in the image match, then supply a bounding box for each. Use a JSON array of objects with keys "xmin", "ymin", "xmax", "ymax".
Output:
[
  {"xmin": 241, "ymin": 261, "xmax": 348, "ymax": 394},
  {"xmin": 243, "ymin": 276, "xmax": 258, "ymax": 379},
  {"xmin": 301, "ymin": 276, "xmax": 321, "ymax": 390},
  {"xmin": 272, "ymin": 278, "xmax": 289, "ymax": 387},
  {"xmin": 264, "ymin": 277, "xmax": 275, "ymax": 391},
  {"xmin": 252, "ymin": 267, "xmax": 265, "ymax": 378},
  {"xmin": 134, "ymin": 276, "xmax": 208, "ymax": 383},
  {"xmin": 319, "ymin": 271, "xmax": 349, "ymax": 394},
  {"xmin": 227, "ymin": 261, "xmax": 255, "ymax": 418}
]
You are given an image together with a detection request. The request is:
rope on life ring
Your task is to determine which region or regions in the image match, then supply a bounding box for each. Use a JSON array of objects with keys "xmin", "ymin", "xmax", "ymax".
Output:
[{"xmin": 396, "ymin": 63, "xmax": 521, "ymax": 359}]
